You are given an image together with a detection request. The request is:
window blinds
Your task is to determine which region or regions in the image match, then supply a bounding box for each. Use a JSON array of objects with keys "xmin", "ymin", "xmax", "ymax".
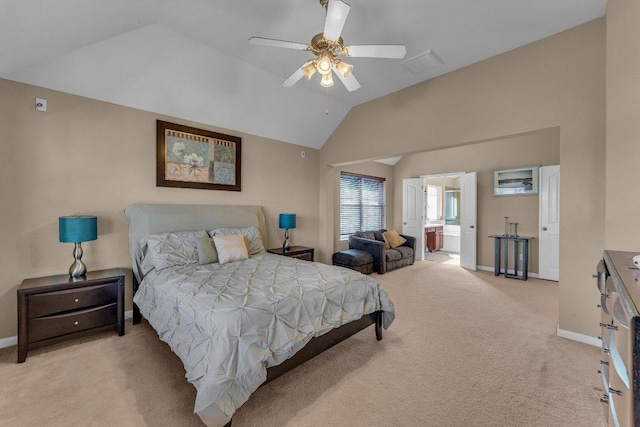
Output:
[{"xmin": 340, "ymin": 172, "xmax": 385, "ymax": 239}]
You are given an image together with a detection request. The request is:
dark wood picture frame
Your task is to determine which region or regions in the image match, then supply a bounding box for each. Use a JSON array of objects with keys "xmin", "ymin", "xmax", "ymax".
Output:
[{"xmin": 156, "ymin": 120, "xmax": 241, "ymax": 191}]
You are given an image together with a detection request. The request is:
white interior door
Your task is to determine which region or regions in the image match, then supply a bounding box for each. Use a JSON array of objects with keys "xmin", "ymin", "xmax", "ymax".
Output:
[
  {"xmin": 460, "ymin": 172, "xmax": 477, "ymax": 270},
  {"xmin": 403, "ymin": 178, "xmax": 424, "ymax": 261},
  {"xmin": 539, "ymin": 165, "xmax": 560, "ymax": 281}
]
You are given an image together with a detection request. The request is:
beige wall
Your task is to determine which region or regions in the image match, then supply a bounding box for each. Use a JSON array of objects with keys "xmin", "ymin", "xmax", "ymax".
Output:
[
  {"xmin": 606, "ymin": 1, "xmax": 640, "ymax": 250},
  {"xmin": 320, "ymin": 19, "xmax": 606, "ymax": 338},
  {"xmin": 333, "ymin": 162, "xmax": 395, "ymax": 251},
  {"xmin": 0, "ymin": 78, "xmax": 319, "ymax": 340},
  {"xmin": 395, "ymin": 128, "xmax": 561, "ymax": 273}
]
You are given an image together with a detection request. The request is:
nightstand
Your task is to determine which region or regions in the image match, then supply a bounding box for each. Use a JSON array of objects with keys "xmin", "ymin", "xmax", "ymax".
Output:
[
  {"xmin": 267, "ymin": 246, "xmax": 314, "ymax": 261},
  {"xmin": 17, "ymin": 268, "xmax": 125, "ymax": 363}
]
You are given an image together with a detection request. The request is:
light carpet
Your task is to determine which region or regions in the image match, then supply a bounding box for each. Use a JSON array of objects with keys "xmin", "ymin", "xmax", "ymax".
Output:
[{"xmin": 0, "ymin": 261, "xmax": 606, "ymax": 426}]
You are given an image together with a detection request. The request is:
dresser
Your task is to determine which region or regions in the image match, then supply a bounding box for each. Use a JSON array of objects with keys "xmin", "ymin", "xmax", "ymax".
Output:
[
  {"xmin": 17, "ymin": 268, "xmax": 125, "ymax": 363},
  {"xmin": 597, "ymin": 251, "xmax": 640, "ymax": 426}
]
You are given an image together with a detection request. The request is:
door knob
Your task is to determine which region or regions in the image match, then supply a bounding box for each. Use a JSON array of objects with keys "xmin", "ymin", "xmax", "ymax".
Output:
[
  {"xmin": 542, "ymin": 227, "xmax": 548, "ymax": 231},
  {"xmin": 470, "ymin": 225, "xmax": 475, "ymax": 229}
]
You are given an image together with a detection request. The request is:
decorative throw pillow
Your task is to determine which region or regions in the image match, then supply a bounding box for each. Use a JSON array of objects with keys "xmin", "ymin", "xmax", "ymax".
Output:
[
  {"xmin": 196, "ymin": 237, "xmax": 218, "ymax": 265},
  {"xmin": 213, "ymin": 234, "xmax": 249, "ymax": 264},
  {"xmin": 143, "ymin": 230, "xmax": 208, "ymax": 271},
  {"xmin": 382, "ymin": 234, "xmax": 391, "ymax": 249},
  {"xmin": 373, "ymin": 229, "xmax": 386, "ymax": 243},
  {"xmin": 210, "ymin": 226, "xmax": 265, "ymax": 256},
  {"xmin": 383, "ymin": 229, "xmax": 407, "ymax": 249}
]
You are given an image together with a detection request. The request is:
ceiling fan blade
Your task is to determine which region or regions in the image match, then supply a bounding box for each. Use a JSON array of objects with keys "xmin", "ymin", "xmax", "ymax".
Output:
[
  {"xmin": 344, "ymin": 44, "xmax": 407, "ymax": 59},
  {"xmin": 333, "ymin": 67, "xmax": 360, "ymax": 92},
  {"xmin": 323, "ymin": 0, "xmax": 350, "ymax": 41},
  {"xmin": 282, "ymin": 66, "xmax": 306, "ymax": 87},
  {"xmin": 249, "ymin": 37, "xmax": 308, "ymax": 51}
]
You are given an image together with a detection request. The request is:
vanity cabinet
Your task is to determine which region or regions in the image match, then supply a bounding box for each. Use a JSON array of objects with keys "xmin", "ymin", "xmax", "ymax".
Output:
[
  {"xmin": 597, "ymin": 250, "xmax": 640, "ymax": 427},
  {"xmin": 425, "ymin": 226, "xmax": 443, "ymax": 252}
]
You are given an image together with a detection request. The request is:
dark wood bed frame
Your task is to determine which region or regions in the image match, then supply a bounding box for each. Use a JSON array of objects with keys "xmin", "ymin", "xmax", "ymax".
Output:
[{"xmin": 132, "ymin": 276, "xmax": 383, "ymax": 426}]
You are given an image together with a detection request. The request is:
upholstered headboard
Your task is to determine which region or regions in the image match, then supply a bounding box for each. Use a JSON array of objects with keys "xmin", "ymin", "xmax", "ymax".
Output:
[{"xmin": 123, "ymin": 203, "xmax": 267, "ymax": 282}]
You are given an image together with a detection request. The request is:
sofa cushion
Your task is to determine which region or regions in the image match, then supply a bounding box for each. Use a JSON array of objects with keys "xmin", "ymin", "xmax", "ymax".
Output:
[
  {"xmin": 396, "ymin": 246, "xmax": 414, "ymax": 259},
  {"xmin": 385, "ymin": 249, "xmax": 402, "ymax": 262},
  {"xmin": 355, "ymin": 231, "xmax": 376, "ymax": 241}
]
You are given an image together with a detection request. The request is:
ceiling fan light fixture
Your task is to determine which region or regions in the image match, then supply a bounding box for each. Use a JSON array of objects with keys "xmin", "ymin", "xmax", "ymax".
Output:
[
  {"xmin": 317, "ymin": 54, "xmax": 333, "ymax": 75},
  {"xmin": 320, "ymin": 72, "xmax": 334, "ymax": 87},
  {"xmin": 302, "ymin": 61, "xmax": 317, "ymax": 80},
  {"xmin": 335, "ymin": 60, "xmax": 353, "ymax": 78}
]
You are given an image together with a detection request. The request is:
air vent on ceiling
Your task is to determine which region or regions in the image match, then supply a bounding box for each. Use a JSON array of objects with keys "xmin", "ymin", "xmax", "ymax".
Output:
[{"xmin": 402, "ymin": 50, "xmax": 444, "ymax": 74}]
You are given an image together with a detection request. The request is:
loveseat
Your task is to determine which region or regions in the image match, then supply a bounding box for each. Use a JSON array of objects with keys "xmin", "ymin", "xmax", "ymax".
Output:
[{"xmin": 348, "ymin": 229, "xmax": 416, "ymax": 274}]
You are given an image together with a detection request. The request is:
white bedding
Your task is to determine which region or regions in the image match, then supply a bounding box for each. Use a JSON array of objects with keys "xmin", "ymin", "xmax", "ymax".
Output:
[{"xmin": 133, "ymin": 252, "xmax": 395, "ymax": 426}]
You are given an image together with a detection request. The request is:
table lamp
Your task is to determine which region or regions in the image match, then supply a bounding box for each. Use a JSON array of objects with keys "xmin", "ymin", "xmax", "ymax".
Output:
[
  {"xmin": 59, "ymin": 215, "xmax": 98, "ymax": 277},
  {"xmin": 279, "ymin": 213, "xmax": 296, "ymax": 252}
]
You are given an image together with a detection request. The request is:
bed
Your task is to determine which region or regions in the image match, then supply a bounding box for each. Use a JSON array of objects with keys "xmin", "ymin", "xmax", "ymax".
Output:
[{"xmin": 124, "ymin": 203, "xmax": 395, "ymax": 426}]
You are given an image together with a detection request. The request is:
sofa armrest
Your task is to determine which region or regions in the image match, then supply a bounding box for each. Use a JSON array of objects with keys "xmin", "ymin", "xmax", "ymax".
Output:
[
  {"xmin": 400, "ymin": 234, "xmax": 416, "ymax": 264},
  {"xmin": 348, "ymin": 235, "xmax": 386, "ymax": 274},
  {"xmin": 400, "ymin": 234, "xmax": 416, "ymax": 251}
]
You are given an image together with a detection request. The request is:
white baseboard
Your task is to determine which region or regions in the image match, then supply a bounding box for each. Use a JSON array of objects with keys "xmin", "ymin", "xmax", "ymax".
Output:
[
  {"xmin": 0, "ymin": 336, "xmax": 17, "ymax": 349},
  {"xmin": 556, "ymin": 327, "xmax": 600, "ymax": 347},
  {"xmin": 0, "ymin": 309, "xmax": 135, "ymax": 350},
  {"xmin": 477, "ymin": 265, "xmax": 539, "ymax": 279}
]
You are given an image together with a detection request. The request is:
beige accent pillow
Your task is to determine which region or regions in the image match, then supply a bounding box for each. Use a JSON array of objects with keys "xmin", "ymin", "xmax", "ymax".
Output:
[
  {"xmin": 383, "ymin": 229, "xmax": 406, "ymax": 249},
  {"xmin": 213, "ymin": 234, "xmax": 249, "ymax": 264}
]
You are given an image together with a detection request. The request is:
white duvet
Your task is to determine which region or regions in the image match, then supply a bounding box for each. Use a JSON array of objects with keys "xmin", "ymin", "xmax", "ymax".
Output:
[{"xmin": 133, "ymin": 253, "xmax": 395, "ymax": 426}]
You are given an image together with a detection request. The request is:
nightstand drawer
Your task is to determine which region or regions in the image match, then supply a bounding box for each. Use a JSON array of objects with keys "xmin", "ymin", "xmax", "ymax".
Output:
[
  {"xmin": 28, "ymin": 283, "xmax": 117, "ymax": 319},
  {"xmin": 289, "ymin": 252, "xmax": 313, "ymax": 261},
  {"xmin": 28, "ymin": 303, "xmax": 117, "ymax": 343}
]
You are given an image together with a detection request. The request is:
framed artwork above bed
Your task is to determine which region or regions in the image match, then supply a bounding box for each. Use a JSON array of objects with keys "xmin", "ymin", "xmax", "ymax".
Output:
[{"xmin": 156, "ymin": 120, "xmax": 241, "ymax": 192}]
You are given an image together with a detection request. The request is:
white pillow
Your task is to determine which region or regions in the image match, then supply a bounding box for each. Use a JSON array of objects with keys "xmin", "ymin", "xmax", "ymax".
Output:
[
  {"xmin": 141, "ymin": 230, "xmax": 208, "ymax": 271},
  {"xmin": 210, "ymin": 226, "xmax": 265, "ymax": 255},
  {"xmin": 213, "ymin": 234, "xmax": 249, "ymax": 264}
]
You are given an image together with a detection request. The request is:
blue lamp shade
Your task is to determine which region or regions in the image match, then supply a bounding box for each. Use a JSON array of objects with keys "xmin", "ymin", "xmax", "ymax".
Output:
[
  {"xmin": 279, "ymin": 213, "xmax": 296, "ymax": 230},
  {"xmin": 59, "ymin": 215, "xmax": 98, "ymax": 243}
]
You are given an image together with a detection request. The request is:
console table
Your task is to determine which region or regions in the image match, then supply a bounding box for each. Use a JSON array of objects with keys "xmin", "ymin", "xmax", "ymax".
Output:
[{"xmin": 489, "ymin": 235, "xmax": 534, "ymax": 281}]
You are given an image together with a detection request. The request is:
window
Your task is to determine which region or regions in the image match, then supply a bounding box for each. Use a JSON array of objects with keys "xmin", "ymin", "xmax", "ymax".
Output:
[{"xmin": 340, "ymin": 172, "xmax": 385, "ymax": 240}]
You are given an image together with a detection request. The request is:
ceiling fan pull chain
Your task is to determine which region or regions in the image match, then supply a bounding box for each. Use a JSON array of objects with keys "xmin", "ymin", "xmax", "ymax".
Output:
[{"xmin": 325, "ymin": 88, "xmax": 330, "ymax": 115}]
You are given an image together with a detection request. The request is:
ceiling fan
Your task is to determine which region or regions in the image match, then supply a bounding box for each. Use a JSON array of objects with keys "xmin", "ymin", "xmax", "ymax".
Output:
[{"xmin": 249, "ymin": 0, "xmax": 407, "ymax": 92}]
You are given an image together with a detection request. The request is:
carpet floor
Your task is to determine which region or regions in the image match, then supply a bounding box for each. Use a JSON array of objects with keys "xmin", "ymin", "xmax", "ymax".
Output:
[{"xmin": 0, "ymin": 261, "xmax": 606, "ymax": 426}]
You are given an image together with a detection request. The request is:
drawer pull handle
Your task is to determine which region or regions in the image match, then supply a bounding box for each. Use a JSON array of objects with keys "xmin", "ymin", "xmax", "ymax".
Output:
[
  {"xmin": 600, "ymin": 360, "xmax": 609, "ymax": 366},
  {"xmin": 609, "ymin": 387, "xmax": 622, "ymax": 396},
  {"xmin": 600, "ymin": 395, "xmax": 609, "ymax": 404},
  {"xmin": 600, "ymin": 323, "xmax": 618, "ymax": 330},
  {"xmin": 74, "ymin": 321, "xmax": 79, "ymax": 326},
  {"xmin": 74, "ymin": 298, "xmax": 79, "ymax": 303}
]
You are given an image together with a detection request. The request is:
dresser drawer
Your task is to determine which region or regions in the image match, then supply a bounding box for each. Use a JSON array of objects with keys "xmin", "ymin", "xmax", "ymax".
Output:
[
  {"xmin": 28, "ymin": 282, "xmax": 117, "ymax": 319},
  {"xmin": 28, "ymin": 303, "xmax": 117, "ymax": 343}
]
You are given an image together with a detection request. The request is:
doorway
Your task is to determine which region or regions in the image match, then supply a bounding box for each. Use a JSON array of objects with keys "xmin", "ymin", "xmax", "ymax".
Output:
[{"xmin": 403, "ymin": 172, "xmax": 477, "ymax": 270}]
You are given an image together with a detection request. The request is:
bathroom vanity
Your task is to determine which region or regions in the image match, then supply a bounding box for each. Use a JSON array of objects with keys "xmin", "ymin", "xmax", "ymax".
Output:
[{"xmin": 425, "ymin": 225, "xmax": 443, "ymax": 252}]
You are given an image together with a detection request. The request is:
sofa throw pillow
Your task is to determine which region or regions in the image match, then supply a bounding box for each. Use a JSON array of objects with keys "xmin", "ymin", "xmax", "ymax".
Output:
[
  {"xmin": 196, "ymin": 237, "xmax": 218, "ymax": 265},
  {"xmin": 210, "ymin": 226, "xmax": 265, "ymax": 256},
  {"xmin": 383, "ymin": 229, "xmax": 406, "ymax": 249},
  {"xmin": 373, "ymin": 229, "xmax": 386, "ymax": 243},
  {"xmin": 213, "ymin": 234, "xmax": 249, "ymax": 264}
]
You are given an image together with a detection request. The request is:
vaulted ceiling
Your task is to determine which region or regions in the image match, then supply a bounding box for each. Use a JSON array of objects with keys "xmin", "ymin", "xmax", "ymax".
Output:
[{"xmin": 0, "ymin": 0, "xmax": 606, "ymax": 149}]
